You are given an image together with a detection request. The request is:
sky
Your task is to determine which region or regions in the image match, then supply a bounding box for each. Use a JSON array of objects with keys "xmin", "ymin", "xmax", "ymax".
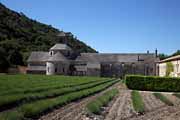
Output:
[{"xmin": 1, "ymin": 0, "xmax": 180, "ymax": 55}]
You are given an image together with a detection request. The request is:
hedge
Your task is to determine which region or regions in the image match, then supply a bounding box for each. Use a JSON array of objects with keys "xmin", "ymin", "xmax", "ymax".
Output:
[{"xmin": 126, "ymin": 75, "xmax": 180, "ymax": 92}]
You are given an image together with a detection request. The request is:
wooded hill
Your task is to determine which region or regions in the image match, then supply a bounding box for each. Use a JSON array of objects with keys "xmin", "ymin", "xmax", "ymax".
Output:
[{"xmin": 0, "ymin": 3, "xmax": 97, "ymax": 70}]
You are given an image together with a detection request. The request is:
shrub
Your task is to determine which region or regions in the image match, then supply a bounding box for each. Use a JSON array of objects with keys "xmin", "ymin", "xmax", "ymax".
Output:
[
  {"xmin": 166, "ymin": 62, "xmax": 174, "ymax": 76},
  {"xmin": 131, "ymin": 90, "xmax": 144, "ymax": 113},
  {"xmin": 86, "ymin": 89, "xmax": 118, "ymax": 114},
  {"xmin": 126, "ymin": 75, "xmax": 180, "ymax": 92},
  {"xmin": 153, "ymin": 93, "xmax": 173, "ymax": 106}
]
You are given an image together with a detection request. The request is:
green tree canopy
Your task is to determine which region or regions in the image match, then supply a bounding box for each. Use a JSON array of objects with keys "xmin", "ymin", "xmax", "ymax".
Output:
[{"xmin": 0, "ymin": 47, "xmax": 9, "ymax": 71}]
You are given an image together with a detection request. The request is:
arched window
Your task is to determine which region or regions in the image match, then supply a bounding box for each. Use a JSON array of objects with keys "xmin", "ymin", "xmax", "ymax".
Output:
[
  {"xmin": 47, "ymin": 67, "xmax": 49, "ymax": 73},
  {"xmin": 55, "ymin": 67, "xmax": 57, "ymax": 73},
  {"xmin": 67, "ymin": 51, "xmax": 70, "ymax": 56},
  {"xmin": 122, "ymin": 63, "xmax": 125, "ymax": 67},
  {"xmin": 132, "ymin": 63, "xmax": 135, "ymax": 74},
  {"xmin": 50, "ymin": 51, "xmax": 53, "ymax": 56},
  {"xmin": 145, "ymin": 64, "xmax": 149, "ymax": 75}
]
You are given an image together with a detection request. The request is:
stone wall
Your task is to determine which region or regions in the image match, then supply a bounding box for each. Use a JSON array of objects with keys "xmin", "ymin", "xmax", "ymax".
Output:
[{"xmin": 100, "ymin": 62, "xmax": 156, "ymax": 78}]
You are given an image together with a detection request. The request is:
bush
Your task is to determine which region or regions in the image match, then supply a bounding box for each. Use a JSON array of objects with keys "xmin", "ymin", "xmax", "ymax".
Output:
[
  {"xmin": 166, "ymin": 62, "xmax": 174, "ymax": 76},
  {"xmin": 131, "ymin": 90, "xmax": 144, "ymax": 113},
  {"xmin": 153, "ymin": 93, "xmax": 173, "ymax": 106},
  {"xmin": 126, "ymin": 75, "xmax": 180, "ymax": 92},
  {"xmin": 86, "ymin": 89, "xmax": 118, "ymax": 114}
]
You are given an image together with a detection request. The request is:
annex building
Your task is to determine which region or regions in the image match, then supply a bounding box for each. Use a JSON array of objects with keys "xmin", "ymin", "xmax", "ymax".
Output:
[
  {"xmin": 158, "ymin": 55, "xmax": 180, "ymax": 77},
  {"xmin": 27, "ymin": 44, "xmax": 159, "ymax": 77}
]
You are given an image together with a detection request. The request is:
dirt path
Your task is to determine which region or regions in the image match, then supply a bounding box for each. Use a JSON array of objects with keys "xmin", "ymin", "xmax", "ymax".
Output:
[
  {"xmin": 130, "ymin": 105, "xmax": 180, "ymax": 120},
  {"xmin": 140, "ymin": 91, "xmax": 165, "ymax": 112},
  {"xmin": 39, "ymin": 82, "xmax": 121, "ymax": 120},
  {"xmin": 162, "ymin": 110, "xmax": 180, "ymax": 120},
  {"xmin": 105, "ymin": 90, "xmax": 136, "ymax": 120}
]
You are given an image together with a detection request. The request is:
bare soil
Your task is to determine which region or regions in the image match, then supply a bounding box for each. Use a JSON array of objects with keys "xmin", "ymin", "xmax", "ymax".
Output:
[
  {"xmin": 39, "ymin": 82, "xmax": 121, "ymax": 120},
  {"xmin": 130, "ymin": 92, "xmax": 180, "ymax": 120},
  {"xmin": 104, "ymin": 90, "xmax": 136, "ymax": 120},
  {"xmin": 163, "ymin": 93, "xmax": 180, "ymax": 106},
  {"xmin": 130, "ymin": 105, "xmax": 180, "ymax": 120},
  {"xmin": 140, "ymin": 91, "xmax": 165, "ymax": 112},
  {"xmin": 39, "ymin": 83, "xmax": 180, "ymax": 120}
]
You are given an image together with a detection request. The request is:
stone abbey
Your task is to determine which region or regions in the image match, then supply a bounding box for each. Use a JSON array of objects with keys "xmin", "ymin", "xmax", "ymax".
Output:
[{"xmin": 27, "ymin": 43, "xmax": 159, "ymax": 77}]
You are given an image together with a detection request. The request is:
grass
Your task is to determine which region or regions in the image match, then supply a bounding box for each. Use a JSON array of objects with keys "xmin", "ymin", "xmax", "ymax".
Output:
[
  {"xmin": 0, "ymin": 74, "xmax": 119, "ymax": 120},
  {"xmin": 153, "ymin": 93, "xmax": 173, "ymax": 106},
  {"xmin": 131, "ymin": 90, "xmax": 145, "ymax": 114},
  {"xmin": 86, "ymin": 88, "xmax": 119, "ymax": 115}
]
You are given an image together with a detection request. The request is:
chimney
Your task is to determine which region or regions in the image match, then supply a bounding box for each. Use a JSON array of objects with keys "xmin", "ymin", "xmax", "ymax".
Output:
[
  {"xmin": 138, "ymin": 55, "xmax": 140, "ymax": 61},
  {"xmin": 155, "ymin": 48, "xmax": 158, "ymax": 57},
  {"xmin": 147, "ymin": 50, "xmax": 149, "ymax": 54}
]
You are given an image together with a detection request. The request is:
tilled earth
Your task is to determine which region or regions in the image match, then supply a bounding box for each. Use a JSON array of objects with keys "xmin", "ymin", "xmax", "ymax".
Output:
[
  {"xmin": 105, "ymin": 90, "xmax": 136, "ymax": 120},
  {"xmin": 130, "ymin": 92, "xmax": 180, "ymax": 120},
  {"xmin": 39, "ymin": 82, "xmax": 122, "ymax": 120},
  {"xmin": 39, "ymin": 83, "xmax": 180, "ymax": 120}
]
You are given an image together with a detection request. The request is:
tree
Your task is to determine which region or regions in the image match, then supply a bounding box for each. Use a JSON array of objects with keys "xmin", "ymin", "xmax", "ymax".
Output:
[
  {"xmin": 166, "ymin": 62, "xmax": 174, "ymax": 76},
  {"xmin": 0, "ymin": 3, "xmax": 97, "ymax": 67},
  {"xmin": 172, "ymin": 50, "xmax": 180, "ymax": 56},
  {"xmin": 8, "ymin": 50, "xmax": 23, "ymax": 65},
  {"xmin": 0, "ymin": 47, "xmax": 9, "ymax": 71},
  {"xmin": 158, "ymin": 53, "xmax": 168, "ymax": 60}
]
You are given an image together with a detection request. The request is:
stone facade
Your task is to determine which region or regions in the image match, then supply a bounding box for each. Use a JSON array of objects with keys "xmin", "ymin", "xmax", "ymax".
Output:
[{"xmin": 27, "ymin": 44, "xmax": 159, "ymax": 77}]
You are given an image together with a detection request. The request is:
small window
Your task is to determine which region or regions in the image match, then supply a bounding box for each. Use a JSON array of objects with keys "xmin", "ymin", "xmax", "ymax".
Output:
[
  {"xmin": 55, "ymin": 68, "xmax": 57, "ymax": 73},
  {"xmin": 47, "ymin": 67, "xmax": 49, "ymax": 73},
  {"xmin": 50, "ymin": 51, "xmax": 53, "ymax": 56}
]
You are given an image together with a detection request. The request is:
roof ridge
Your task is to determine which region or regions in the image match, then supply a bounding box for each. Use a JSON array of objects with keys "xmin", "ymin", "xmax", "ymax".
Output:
[{"xmin": 48, "ymin": 52, "xmax": 67, "ymax": 62}]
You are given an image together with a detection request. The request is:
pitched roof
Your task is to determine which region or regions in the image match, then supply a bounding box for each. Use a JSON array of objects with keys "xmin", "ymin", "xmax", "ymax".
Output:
[
  {"xmin": 159, "ymin": 55, "xmax": 180, "ymax": 63},
  {"xmin": 50, "ymin": 44, "xmax": 72, "ymax": 51},
  {"xmin": 27, "ymin": 52, "xmax": 50, "ymax": 62},
  {"xmin": 48, "ymin": 52, "xmax": 67, "ymax": 62},
  {"xmin": 76, "ymin": 53, "xmax": 157, "ymax": 63},
  {"xmin": 57, "ymin": 32, "xmax": 66, "ymax": 37}
]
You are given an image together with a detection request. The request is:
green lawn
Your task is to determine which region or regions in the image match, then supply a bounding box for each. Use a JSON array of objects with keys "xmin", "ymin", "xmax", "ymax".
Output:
[{"xmin": 0, "ymin": 74, "xmax": 119, "ymax": 120}]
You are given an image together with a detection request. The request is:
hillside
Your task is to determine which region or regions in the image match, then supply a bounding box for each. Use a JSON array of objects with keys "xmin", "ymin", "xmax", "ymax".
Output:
[{"xmin": 0, "ymin": 3, "xmax": 97, "ymax": 70}]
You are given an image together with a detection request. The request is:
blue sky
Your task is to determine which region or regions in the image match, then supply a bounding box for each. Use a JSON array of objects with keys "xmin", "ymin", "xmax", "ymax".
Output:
[{"xmin": 1, "ymin": 0, "xmax": 180, "ymax": 54}]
